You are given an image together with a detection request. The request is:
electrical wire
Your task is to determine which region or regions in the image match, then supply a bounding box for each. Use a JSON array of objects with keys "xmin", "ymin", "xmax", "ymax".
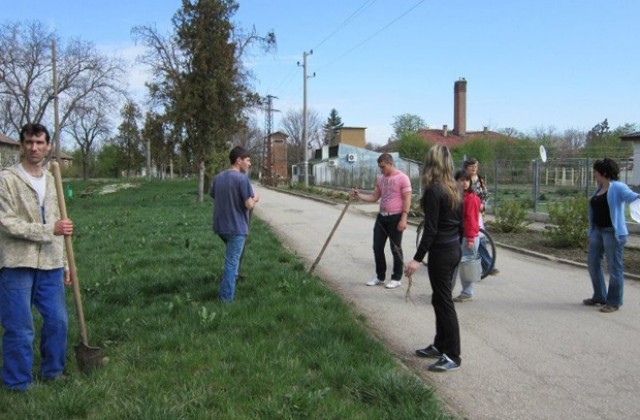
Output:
[
  {"xmin": 311, "ymin": 0, "xmax": 378, "ymax": 51},
  {"xmin": 317, "ymin": 0, "xmax": 426, "ymax": 71}
]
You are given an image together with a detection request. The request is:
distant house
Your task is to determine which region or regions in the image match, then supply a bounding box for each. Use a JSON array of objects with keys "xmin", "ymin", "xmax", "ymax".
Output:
[
  {"xmin": 1, "ymin": 132, "xmax": 74, "ymax": 169},
  {"xmin": 335, "ymin": 127, "xmax": 366, "ymax": 148},
  {"xmin": 621, "ymin": 131, "xmax": 640, "ymax": 187},
  {"xmin": 0, "ymin": 133, "xmax": 21, "ymax": 168},
  {"xmin": 292, "ymin": 128, "xmax": 421, "ymax": 188}
]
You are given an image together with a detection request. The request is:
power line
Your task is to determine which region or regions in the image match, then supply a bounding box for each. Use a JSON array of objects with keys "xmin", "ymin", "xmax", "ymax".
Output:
[
  {"xmin": 311, "ymin": 0, "xmax": 378, "ymax": 51},
  {"xmin": 318, "ymin": 0, "xmax": 426, "ymax": 71}
]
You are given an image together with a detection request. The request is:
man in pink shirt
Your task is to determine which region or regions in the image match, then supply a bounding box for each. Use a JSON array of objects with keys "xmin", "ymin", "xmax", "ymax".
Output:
[{"xmin": 352, "ymin": 154, "xmax": 412, "ymax": 289}]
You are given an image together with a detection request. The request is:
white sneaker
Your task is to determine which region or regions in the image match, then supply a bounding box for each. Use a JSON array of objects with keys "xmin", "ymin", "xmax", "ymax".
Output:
[
  {"xmin": 366, "ymin": 277, "xmax": 384, "ymax": 286},
  {"xmin": 385, "ymin": 280, "xmax": 401, "ymax": 289}
]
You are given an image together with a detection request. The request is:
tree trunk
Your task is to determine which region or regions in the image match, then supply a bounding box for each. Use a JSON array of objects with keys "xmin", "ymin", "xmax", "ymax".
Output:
[
  {"xmin": 82, "ymin": 152, "xmax": 90, "ymax": 181},
  {"xmin": 197, "ymin": 160, "xmax": 205, "ymax": 203}
]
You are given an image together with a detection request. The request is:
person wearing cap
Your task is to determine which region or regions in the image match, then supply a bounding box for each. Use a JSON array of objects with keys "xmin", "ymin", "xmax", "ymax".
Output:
[
  {"xmin": 583, "ymin": 158, "xmax": 640, "ymax": 313},
  {"xmin": 351, "ymin": 153, "xmax": 412, "ymax": 290}
]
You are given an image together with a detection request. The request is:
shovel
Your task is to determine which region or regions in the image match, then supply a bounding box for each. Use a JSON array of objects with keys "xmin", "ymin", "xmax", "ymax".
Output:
[{"xmin": 51, "ymin": 161, "xmax": 106, "ymax": 372}]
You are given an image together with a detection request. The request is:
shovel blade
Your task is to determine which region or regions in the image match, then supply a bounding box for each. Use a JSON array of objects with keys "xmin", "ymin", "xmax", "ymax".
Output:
[{"xmin": 75, "ymin": 343, "xmax": 105, "ymax": 372}]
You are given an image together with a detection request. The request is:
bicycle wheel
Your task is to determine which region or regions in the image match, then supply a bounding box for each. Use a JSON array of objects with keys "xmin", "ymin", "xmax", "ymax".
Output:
[{"xmin": 478, "ymin": 227, "xmax": 496, "ymax": 279}]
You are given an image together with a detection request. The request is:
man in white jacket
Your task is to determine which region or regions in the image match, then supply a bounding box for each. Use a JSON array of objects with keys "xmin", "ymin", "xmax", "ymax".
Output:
[{"xmin": 0, "ymin": 123, "xmax": 73, "ymax": 391}]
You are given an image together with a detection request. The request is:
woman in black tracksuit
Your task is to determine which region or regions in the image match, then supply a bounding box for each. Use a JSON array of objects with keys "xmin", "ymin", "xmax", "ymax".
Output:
[{"xmin": 405, "ymin": 144, "xmax": 463, "ymax": 372}]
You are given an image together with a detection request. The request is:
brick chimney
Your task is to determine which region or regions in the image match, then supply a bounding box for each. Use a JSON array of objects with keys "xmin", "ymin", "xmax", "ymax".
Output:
[{"xmin": 453, "ymin": 78, "xmax": 467, "ymax": 136}]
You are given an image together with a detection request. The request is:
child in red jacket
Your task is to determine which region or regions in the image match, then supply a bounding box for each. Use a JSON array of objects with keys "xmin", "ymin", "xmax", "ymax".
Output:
[{"xmin": 452, "ymin": 170, "xmax": 481, "ymax": 302}]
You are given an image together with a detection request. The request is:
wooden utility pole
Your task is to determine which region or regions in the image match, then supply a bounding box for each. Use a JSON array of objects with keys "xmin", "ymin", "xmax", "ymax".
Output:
[{"xmin": 52, "ymin": 39, "xmax": 61, "ymax": 161}]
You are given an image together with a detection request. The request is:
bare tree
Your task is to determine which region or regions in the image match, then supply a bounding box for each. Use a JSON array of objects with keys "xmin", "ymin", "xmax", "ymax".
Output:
[
  {"xmin": 531, "ymin": 125, "xmax": 560, "ymax": 145},
  {"xmin": 560, "ymin": 128, "xmax": 586, "ymax": 154},
  {"xmin": 64, "ymin": 102, "xmax": 111, "ymax": 180},
  {"xmin": 0, "ymin": 21, "xmax": 127, "ymax": 148},
  {"xmin": 280, "ymin": 108, "xmax": 322, "ymax": 165}
]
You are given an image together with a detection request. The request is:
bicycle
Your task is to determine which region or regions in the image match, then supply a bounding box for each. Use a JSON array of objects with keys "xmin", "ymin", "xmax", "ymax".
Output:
[{"xmin": 415, "ymin": 221, "xmax": 496, "ymax": 279}]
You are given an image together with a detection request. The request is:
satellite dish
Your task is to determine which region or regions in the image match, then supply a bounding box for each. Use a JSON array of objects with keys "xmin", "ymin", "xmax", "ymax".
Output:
[
  {"xmin": 539, "ymin": 145, "xmax": 547, "ymax": 163},
  {"xmin": 631, "ymin": 200, "xmax": 640, "ymax": 223}
]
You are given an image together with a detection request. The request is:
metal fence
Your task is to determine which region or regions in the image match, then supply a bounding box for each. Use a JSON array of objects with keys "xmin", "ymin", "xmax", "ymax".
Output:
[{"xmin": 309, "ymin": 157, "xmax": 637, "ymax": 214}]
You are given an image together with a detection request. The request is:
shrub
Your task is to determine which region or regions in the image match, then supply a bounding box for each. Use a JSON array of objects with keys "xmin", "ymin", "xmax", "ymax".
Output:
[
  {"xmin": 494, "ymin": 200, "xmax": 531, "ymax": 233},
  {"xmin": 544, "ymin": 197, "xmax": 589, "ymax": 248}
]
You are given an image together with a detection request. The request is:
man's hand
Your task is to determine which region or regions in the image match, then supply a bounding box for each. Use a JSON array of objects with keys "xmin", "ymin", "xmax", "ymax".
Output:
[
  {"xmin": 63, "ymin": 269, "xmax": 72, "ymax": 286},
  {"xmin": 54, "ymin": 219, "xmax": 73, "ymax": 236},
  {"xmin": 397, "ymin": 216, "xmax": 407, "ymax": 232}
]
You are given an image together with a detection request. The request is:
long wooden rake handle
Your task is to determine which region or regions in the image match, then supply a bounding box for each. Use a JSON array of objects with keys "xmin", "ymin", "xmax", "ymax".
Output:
[
  {"xmin": 308, "ymin": 197, "xmax": 352, "ymax": 275},
  {"xmin": 51, "ymin": 161, "xmax": 89, "ymax": 346}
]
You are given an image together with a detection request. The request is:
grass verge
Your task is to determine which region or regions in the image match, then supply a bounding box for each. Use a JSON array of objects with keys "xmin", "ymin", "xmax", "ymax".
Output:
[{"xmin": 0, "ymin": 179, "xmax": 453, "ymax": 419}]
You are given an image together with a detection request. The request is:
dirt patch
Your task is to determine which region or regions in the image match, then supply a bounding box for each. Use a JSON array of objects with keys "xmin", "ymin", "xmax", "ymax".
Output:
[{"xmin": 98, "ymin": 183, "xmax": 137, "ymax": 195}]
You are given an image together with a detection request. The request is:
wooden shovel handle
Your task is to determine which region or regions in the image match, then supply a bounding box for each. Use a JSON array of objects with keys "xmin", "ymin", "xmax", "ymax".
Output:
[
  {"xmin": 308, "ymin": 196, "xmax": 352, "ymax": 275},
  {"xmin": 50, "ymin": 161, "xmax": 89, "ymax": 346}
]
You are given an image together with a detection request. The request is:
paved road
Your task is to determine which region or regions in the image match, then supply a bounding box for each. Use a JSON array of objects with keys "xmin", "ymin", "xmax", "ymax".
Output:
[{"xmin": 253, "ymin": 186, "xmax": 640, "ymax": 420}]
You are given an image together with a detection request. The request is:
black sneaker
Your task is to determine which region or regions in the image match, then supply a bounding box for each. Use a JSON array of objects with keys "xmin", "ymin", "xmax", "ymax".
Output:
[
  {"xmin": 427, "ymin": 354, "xmax": 460, "ymax": 372},
  {"xmin": 415, "ymin": 344, "xmax": 442, "ymax": 358},
  {"xmin": 583, "ymin": 298, "xmax": 606, "ymax": 306}
]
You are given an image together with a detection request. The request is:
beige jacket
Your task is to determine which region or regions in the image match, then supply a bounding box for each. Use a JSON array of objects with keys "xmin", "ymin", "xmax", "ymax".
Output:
[{"xmin": 0, "ymin": 164, "xmax": 67, "ymax": 270}]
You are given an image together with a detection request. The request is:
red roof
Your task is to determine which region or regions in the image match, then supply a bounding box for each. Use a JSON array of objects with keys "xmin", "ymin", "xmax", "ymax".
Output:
[
  {"xmin": 418, "ymin": 128, "xmax": 508, "ymax": 147},
  {"xmin": 380, "ymin": 128, "xmax": 511, "ymax": 152}
]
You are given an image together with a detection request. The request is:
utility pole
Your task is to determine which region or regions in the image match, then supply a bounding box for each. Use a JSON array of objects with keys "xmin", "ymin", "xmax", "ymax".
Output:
[
  {"xmin": 265, "ymin": 94, "xmax": 278, "ymax": 179},
  {"xmin": 52, "ymin": 39, "xmax": 60, "ymax": 161},
  {"xmin": 298, "ymin": 50, "xmax": 315, "ymax": 187}
]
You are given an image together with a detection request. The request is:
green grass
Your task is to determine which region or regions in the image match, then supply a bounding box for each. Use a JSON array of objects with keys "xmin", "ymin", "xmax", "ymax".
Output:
[{"xmin": 0, "ymin": 179, "xmax": 453, "ymax": 419}]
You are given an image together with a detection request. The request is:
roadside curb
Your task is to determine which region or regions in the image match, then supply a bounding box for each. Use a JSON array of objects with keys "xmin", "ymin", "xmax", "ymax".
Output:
[
  {"xmin": 264, "ymin": 185, "xmax": 640, "ymax": 281},
  {"xmin": 494, "ymin": 242, "xmax": 640, "ymax": 281}
]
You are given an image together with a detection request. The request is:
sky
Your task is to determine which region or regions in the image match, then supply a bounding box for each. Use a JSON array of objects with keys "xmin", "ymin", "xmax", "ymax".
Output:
[{"xmin": 2, "ymin": 0, "xmax": 639, "ymax": 145}]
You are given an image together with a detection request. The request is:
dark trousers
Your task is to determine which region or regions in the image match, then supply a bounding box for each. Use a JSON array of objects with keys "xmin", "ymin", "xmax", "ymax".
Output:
[
  {"xmin": 373, "ymin": 214, "xmax": 404, "ymax": 281},
  {"xmin": 427, "ymin": 240, "xmax": 462, "ymax": 365}
]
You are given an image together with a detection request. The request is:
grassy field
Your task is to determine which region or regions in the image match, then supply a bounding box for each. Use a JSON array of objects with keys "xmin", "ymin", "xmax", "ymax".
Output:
[{"xmin": 0, "ymin": 179, "xmax": 453, "ymax": 419}]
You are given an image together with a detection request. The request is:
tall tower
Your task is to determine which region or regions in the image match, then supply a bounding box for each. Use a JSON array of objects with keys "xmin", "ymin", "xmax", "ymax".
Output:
[
  {"xmin": 265, "ymin": 95, "xmax": 277, "ymax": 178},
  {"xmin": 453, "ymin": 78, "xmax": 467, "ymax": 137}
]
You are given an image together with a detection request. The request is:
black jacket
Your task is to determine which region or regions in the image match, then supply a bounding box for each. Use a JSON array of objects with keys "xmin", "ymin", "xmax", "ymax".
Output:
[{"xmin": 413, "ymin": 183, "xmax": 463, "ymax": 262}]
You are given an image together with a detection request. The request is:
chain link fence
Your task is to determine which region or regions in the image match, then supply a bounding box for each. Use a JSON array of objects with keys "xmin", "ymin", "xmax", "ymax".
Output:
[{"xmin": 309, "ymin": 157, "xmax": 636, "ymax": 215}]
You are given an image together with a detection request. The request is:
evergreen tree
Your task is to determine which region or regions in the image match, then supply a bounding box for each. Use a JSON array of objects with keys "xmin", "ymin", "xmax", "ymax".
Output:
[
  {"xmin": 116, "ymin": 100, "xmax": 143, "ymax": 177},
  {"xmin": 323, "ymin": 108, "xmax": 343, "ymax": 146}
]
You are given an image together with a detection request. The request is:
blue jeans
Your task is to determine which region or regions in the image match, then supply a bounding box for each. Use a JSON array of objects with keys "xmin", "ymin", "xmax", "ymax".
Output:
[
  {"xmin": 0, "ymin": 267, "xmax": 68, "ymax": 391},
  {"xmin": 587, "ymin": 227, "xmax": 627, "ymax": 308},
  {"xmin": 478, "ymin": 236, "xmax": 493, "ymax": 273},
  {"xmin": 218, "ymin": 234, "xmax": 246, "ymax": 303}
]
